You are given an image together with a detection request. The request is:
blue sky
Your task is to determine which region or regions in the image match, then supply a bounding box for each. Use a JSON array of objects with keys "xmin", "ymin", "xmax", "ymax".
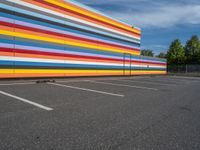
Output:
[{"xmin": 76, "ymin": 0, "xmax": 200, "ymax": 54}]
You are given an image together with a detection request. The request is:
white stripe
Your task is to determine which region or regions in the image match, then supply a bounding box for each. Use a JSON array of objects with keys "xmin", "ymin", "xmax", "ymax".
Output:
[
  {"xmin": 146, "ymin": 78, "xmax": 181, "ymax": 84},
  {"xmin": 0, "ymin": 56, "xmax": 121, "ymax": 66},
  {"xmin": 0, "ymin": 56, "xmax": 166, "ymax": 68},
  {"xmin": 132, "ymin": 58, "xmax": 166, "ymax": 64},
  {"xmin": 0, "ymin": 90, "xmax": 53, "ymax": 111},
  {"xmin": 48, "ymin": 82, "xmax": 124, "ymax": 97},
  {"xmin": 5, "ymin": 44, "xmax": 124, "ymax": 60},
  {"xmin": 65, "ymin": 0, "xmax": 140, "ymax": 29},
  {"xmin": 12, "ymin": 19, "xmax": 140, "ymax": 48},
  {"xmin": 56, "ymin": 80, "xmax": 87, "ymax": 83},
  {"xmin": 86, "ymin": 80, "xmax": 158, "ymax": 91},
  {"xmin": 115, "ymin": 79, "xmax": 176, "ymax": 86},
  {"xmin": 56, "ymin": 77, "xmax": 148, "ymax": 83},
  {"xmin": 131, "ymin": 65, "xmax": 165, "ymax": 68},
  {"xmin": 0, "ymin": 82, "xmax": 35, "ymax": 86},
  {"xmin": 168, "ymin": 76, "xmax": 200, "ymax": 80},
  {"xmin": 65, "ymin": 0, "xmax": 136, "ymax": 28},
  {"xmin": 1, "ymin": 44, "xmax": 165, "ymax": 64},
  {"xmin": 6, "ymin": 0, "xmax": 139, "ymax": 40}
]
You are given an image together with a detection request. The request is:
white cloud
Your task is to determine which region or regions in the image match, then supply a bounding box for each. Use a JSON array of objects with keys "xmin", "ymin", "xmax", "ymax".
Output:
[
  {"xmin": 103, "ymin": 4, "xmax": 200, "ymax": 28},
  {"xmin": 75, "ymin": 0, "xmax": 200, "ymax": 52},
  {"xmin": 76, "ymin": 0, "xmax": 200, "ymax": 28}
]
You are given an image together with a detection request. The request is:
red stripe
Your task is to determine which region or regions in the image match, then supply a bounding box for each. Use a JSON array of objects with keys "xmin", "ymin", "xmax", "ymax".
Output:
[
  {"xmin": 0, "ymin": 21, "xmax": 140, "ymax": 52},
  {"xmin": 33, "ymin": 0, "xmax": 140, "ymax": 37},
  {"xmin": 0, "ymin": 47, "xmax": 166, "ymax": 66}
]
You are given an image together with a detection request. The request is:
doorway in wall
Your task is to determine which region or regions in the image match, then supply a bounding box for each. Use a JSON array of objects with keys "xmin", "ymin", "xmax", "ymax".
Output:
[{"xmin": 123, "ymin": 53, "xmax": 132, "ymax": 76}]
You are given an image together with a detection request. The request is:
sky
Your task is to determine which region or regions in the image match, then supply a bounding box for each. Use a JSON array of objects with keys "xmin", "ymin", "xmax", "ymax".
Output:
[{"xmin": 76, "ymin": 0, "xmax": 200, "ymax": 55}]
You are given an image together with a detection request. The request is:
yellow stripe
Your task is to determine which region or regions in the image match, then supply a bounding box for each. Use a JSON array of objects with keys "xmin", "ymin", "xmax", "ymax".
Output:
[
  {"xmin": 0, "ymin": 69, "xmax": 14, "ymax": 73},
  {"xmin": 44, "ymin": 0, "xmax": 141, "ymax": 34},
  {"xmin": 0, "ymin": 69, "xmax": 166, "ymax": 74},
  {"xmin": 0, "ymin": 30, "xmax": 139, "ymax": 55}
]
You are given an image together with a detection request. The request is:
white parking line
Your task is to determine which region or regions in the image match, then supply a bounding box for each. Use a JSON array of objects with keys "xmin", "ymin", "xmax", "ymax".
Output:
[
  {"xmin": 168, "ymin": 76, "xmax": 200, "ymax": 80},
  {"xmin": 0, "ymin": 82, "xmax": 35, "ymax": 86},
  {"xmin": 56, "ymin": 80, "xmax": 86, "ymax": 83},
  {"xmin": 0, "ymin": 90, "xmax": 53, "ymax": 111},
  {"xmin": 48, "ymin": 82, "xmax": 124, "ymax": 97},
  {"xmin": 117, "ymin": 79, "xmax": 176, "ymax": 86},
  {"xmin": 56, "ymin": 76, "xmax": 149, "ymax": 84},
  {"xmin": 141, "ymin": 78, "xmax": 181, "ymax": 84},
  {"xmin": 95, "ymin": 76, "xmax": 150, "ymax": 81},
  {"xmin": 86, "ymin": 80, "xmax": 158, "ymax": 91},
  {"xmin": 155, "ymin": 76, "xmax": 185, "ymax": 81}
]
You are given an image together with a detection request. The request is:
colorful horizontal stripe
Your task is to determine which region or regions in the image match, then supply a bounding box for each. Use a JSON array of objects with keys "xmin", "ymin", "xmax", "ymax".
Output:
[{"xmin": 0, "ymin": 0, "xmax": 166, "ymax": 78}]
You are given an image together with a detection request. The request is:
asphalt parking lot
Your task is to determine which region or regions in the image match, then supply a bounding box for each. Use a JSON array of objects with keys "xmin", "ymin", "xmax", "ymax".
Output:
[{"xmin": 0, "ymin": 75, "xmax": 200, "ymax": 150}]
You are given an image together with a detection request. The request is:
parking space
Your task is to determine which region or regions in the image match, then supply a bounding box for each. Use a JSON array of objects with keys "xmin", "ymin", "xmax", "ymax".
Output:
[
  {"xmin": 0, "ymin": 75, "xmax": 197, "ymax": 114},
  {"xmin": 134, "ymin": 78, "xmax": 186, "ymax": 85},
  {"xmin": 0, "ymin": 93, "xmax": 35, "ymax": 115},
  {"xmin": 0, "ymin": 75, "xmax": 196, "ymax": 116},
  {"xmin": 0, "ymin": 75, "xmax": 200, "ymax": 149}
]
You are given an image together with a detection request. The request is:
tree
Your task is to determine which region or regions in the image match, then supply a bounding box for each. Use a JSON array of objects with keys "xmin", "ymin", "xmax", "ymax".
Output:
[
  {"xmin": 167, "ymin": 39, "xmax": 185, "ymax": 65},
  {"xmin": 198, "ymin": 50, "xmax": 200, "ymax": 64},
  {"xmin": 157, "ymin": 52, "xmax": 167, "ymax": 59},
  {"xmin": 185, "ymin": 35, "xmax": 200, "ymax": 64},
  {"xmin": 141, "ymin": 49, "xmax": 154, "ymax": 57}
]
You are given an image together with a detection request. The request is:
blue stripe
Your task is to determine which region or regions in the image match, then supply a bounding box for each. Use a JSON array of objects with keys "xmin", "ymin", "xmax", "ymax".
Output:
[
  {"xmin": 0, "ymin": 38, "xmax": 165, "ymax": 63},
  {"xmin": 0, "ymin": 12, "xmax": 140, "ymax": 48},
  {"xmin": 0, "ymin": 60, "xmax": 14, "ymax": 65},
  {"xmin": 64, "ymin": 0, "xmax": 138, "ymax": 28},
  {"xmin": 0, "ymin": 4, "xmax": 140, "ymax": 43},
  {"xmin": 0, "ymin": 60, "xmax": 165, "ymax": 70},
  {"xmin": 0, "ymin": 38, "xmax": 124, "ymax": 58}
]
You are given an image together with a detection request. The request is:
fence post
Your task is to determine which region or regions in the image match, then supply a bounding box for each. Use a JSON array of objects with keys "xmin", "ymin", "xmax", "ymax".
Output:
[{"xmin": 186, "ymin": 64, "xmax": 188, "ymax": 73}]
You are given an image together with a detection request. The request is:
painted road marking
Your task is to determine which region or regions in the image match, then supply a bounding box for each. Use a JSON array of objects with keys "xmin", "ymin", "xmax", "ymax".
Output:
[
  {"xmin": 95, "ymin": 76, "xmax": 150, "ymax": 81},
  {"xmin": 88, "ymin": 78, "xmax": 171, "ymax": 86},
  {"xmin": 56, "ymin": 80, "xmax": 86, "ymax": 83},
  {"xmin": 48, "ymin": 82, "xmax": 124, "ymax": 97},
  {"xmin": 86, "ymin": 80, "xmax": 158, "ymax": 91},
  {"xmin": 168, "ymin": 76, "xmax": 200, "ymax": 80},
  {"xmin": 0, "ymin": 82, "xmax": 35, "ymax": 86},
  {"xmin": 0, "ymin": 90, "xmax": 53, "ymax": 111},
  {"xmin": 56, "ymin": 76, "xmax": 149, "ymax": 84},
  {"xmin": 155, "ymin": 76, "xmax": 186, "ymax": 81},
  {"xmin": 117, "ymin": 79, "xmax": 176, "ymax": 86},
  {"xmin": 139, "ymin": 78, "xmax": 182, "ymax": 84}
]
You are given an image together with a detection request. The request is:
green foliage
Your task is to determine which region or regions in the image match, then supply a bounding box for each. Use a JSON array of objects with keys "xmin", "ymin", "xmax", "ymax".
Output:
[
  {"xmin": 185, "ymin": 35, "xmax": 200, "ymax": 64},
  {"xmin": 157, "ymin": 52, "xmax": 167, "ymax": 59},
  {"xmin": 141, "ymin": 49, "xmax": 154, "ymax": 57},
  {"xmin": 142, "ymin": 35, "xmax": 200, "ymax": 65},
  {"xmin": 167, "ymin": 39, "xmax": 185, "ymax": 65}
]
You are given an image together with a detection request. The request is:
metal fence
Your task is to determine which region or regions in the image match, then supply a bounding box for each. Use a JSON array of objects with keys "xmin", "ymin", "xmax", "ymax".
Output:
[{"xmin": 167, "ymin": 65, "xmax": 200, "ymax": 73}]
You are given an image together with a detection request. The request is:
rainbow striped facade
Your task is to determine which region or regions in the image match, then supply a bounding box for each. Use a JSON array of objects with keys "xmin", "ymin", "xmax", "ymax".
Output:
[{"xmin": 0, "ymin": 0, "xmax": 166, "ymax": 78}]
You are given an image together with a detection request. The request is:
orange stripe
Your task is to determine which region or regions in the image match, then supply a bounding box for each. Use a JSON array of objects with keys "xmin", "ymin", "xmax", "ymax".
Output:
[
  {"xmin": 1, "ymin": 51, "xmax": 133, "ymax": 65},
  {"xmin": 23, "ymin": 0, "xmax": 140, "ymax": 38},
  {"xmin": 0, "ymin": 25, "xmax": 135, "ymax": 53},
  {"xmin": 0, "ymin": 52, "xmax": 14, "ymax": 57},
  {"xmin": 11, "ymin": 27, "xmax": 137, "ymax": 53},
  {"xmin": 0, "ymin": 25, "xmax": 14, "ymax": 31},
  {"xmin": 47, "ymin": 0, "xmax": 140, "ymax": 34},
  {"xmin": 0, "ymin": 73, "xmax": 124, "ymax": 78},
  {"xmin": 0, "ymin": 25, "xmax": 139, "ymax": 53},
  {"xmin": 14, "ymin": 53, "xmax": 123, "ymax": 64},
  {"xmin": 131, "ymin": 72, "xmax": 167, "ymax": 75},
  {"xmin": 0, "ymin": 51, "xmax": 165, "ymax": 67},
  {"xmin": 0, "ymin": 74, "xmax": 15, "ymax": 78},
  {"xmin": 0, "ymin": 71, "xmax": 166, "ymax": 78}
]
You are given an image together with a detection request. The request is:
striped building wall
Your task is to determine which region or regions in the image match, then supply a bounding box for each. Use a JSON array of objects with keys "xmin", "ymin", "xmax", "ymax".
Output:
[{"xmin": 0, "ymin": 0, "xmax": 167, "ymax": 78}]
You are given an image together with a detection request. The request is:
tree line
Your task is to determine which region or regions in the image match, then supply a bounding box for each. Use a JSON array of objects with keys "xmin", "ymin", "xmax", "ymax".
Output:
[{"xmin": 141, "ymin": 35, "xmax": 200, "ymax": 65}]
